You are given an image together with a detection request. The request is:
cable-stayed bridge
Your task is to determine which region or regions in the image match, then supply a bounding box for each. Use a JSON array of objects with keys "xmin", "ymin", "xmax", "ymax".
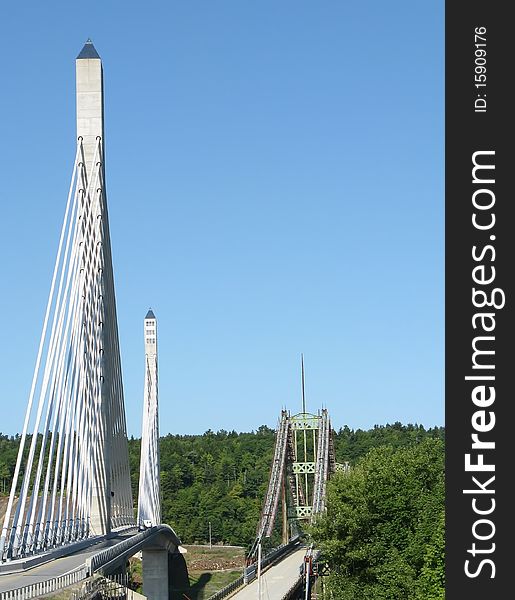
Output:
[
  {"xmin": 0, "ymin": 42, "xmax": 337, "ymax": 600},
  {"xmin": 0, "ymin": 39, "xmax": 135, "ymax": 564}
]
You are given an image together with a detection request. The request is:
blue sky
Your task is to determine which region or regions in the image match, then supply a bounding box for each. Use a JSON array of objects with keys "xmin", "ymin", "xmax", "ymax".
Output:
[{"xmin": 0, "ymin": 1, "xmax": 443, "ymax": 437}]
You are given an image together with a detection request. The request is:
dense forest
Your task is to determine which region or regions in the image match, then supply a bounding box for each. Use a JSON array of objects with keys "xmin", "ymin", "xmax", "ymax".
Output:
[
  {"xmin": 311, "ymin": 437, "xmax": 444, "ymax": 599},
  {"xmin": 0, "ymin": 423, "xmax": 444, "ymax": 597},
  {"xmin": 0, "ymin": 422, "xmax": 443, "ymax": 550}
]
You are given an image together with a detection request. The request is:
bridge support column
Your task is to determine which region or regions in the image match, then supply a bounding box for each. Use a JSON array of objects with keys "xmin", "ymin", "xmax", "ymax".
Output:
[
  {"xmin": 76, "ymin": 40, "xmax": 112, "ymax": 540},
  {"xmin": 142, "ymin": 548, "xmax": 170, "ymax": 600}
]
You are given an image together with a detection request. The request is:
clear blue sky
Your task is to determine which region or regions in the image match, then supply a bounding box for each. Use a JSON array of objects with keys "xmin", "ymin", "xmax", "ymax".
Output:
[{"xmin": 0, "ymin": 1, "xmax": 443, "ymax": 437}]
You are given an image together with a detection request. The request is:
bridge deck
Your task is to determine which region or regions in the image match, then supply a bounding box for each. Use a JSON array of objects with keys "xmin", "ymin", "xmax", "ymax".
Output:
[
  {"xmin": 0, "ymin": 533, "xmax": 131, "ymax": 594},
  {"xmin": 232, "ymin": 547, "xmax": 305, "ymax": 599}
]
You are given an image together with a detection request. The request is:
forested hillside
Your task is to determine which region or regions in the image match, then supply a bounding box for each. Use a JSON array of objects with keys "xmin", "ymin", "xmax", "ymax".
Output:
[
  {"xmin": 312, "ymin": 438, "xmax": 445, "ymax": 599},
  {"xmin": 0, "ymin": 422, "xmax": 443, "ymax": 551},
  {"xmin": 127, "ymin": 426, "xmax": 277, "ymax": 547}
]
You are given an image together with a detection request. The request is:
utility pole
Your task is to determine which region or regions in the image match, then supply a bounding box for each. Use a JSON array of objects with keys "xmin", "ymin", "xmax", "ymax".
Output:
[
  {"xmin": 303, "ymin": 553, "xmax": 312, "ymax": 600},
  {"xmin": 257, "ymin": 541, "xmax": 262, "ymax": 599},
  {"xmin": 209, "ymin": 521, "xmax": 212, "ymax": 548},
  {"xmin": 305, "ymin": 566, "xmax": 310, "ymax": 600}
]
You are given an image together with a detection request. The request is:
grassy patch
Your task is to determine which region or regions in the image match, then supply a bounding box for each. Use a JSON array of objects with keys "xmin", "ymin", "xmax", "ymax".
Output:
[
  {"xmin": 184, "ymin": 569, "xmax": 241, "ymax": 600},
  {"xmin": 175, "ymin": 546, "xmax": 244, "ymax": 600}
]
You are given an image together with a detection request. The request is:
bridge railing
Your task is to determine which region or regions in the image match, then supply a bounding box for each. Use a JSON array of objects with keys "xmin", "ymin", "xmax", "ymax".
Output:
[
  {"xmin": 280, "ymin": 545, "xmax": 322, "ymax": 600},
  {"xmin": 86, "ymin": 527, "xmax": 156, "ymax": 574},
  {"xmin": 86, "ymin": 524, "xmax": 180, "ymax": 576},
  {"xmin": 244, "ymin": 538, "xmax": 296, "ymax": 584},
  {"xmin": 281, "ymin": 575, "xmax": 303, "ymax": 600},
  {"xmin": 206, "ymin": 573, "xmax": 245, "ymax": 600},
  {"xmin": 207, "ymin": 535, "xmax": 300, "ymax": 600},
  {"xmin": 0, "ymin": 565, "xmax": 87, "ymax": 600},
  {"xmin": 69, "ymin": 572, "xmax": 140, "ymax": 600}
]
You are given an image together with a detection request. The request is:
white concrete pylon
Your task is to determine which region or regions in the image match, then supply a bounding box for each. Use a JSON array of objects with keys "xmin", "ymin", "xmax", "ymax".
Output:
[
  {"xmin": 76, "ymin": 39, "xmax": 104, "ymax": 177},
  {"xmin": 138, "ymin": 309, "xmax": 161, "ymax": 528},
  {"xmin": 0, "ymin": 40, "xmax": 135, "ymax": 563},
  {"xmin": 76, "ymin": 37, "xmax": 111, "ymax": 539}
]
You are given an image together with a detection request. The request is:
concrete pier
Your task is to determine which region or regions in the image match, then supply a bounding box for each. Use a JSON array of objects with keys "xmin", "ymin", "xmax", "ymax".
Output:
[{"xmin": 142, "ymin": 549, "xmax": 170, "ymax": 600}]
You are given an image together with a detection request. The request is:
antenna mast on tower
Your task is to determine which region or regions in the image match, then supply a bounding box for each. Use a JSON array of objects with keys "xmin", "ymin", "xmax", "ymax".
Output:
[{"xmin": 301, "ymin": 353, "xmax": 306, "ymax": 413}]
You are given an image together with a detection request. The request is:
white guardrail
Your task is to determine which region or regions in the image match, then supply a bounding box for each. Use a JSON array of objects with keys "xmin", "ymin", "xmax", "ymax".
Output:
[
  {"xmin": 0, "ymin": 533, "xmax": 302, "ymax": 600},
  {"xmin": 0, "ymin": 526, "xmax": 141, "ymax": 600},
  {"xmin": 208, "ymin": 536, "xmax": 301, "ymax": 600},
  {"xmin": 0, "ymin": 565, "xmax": 87, "ymax": 600}
]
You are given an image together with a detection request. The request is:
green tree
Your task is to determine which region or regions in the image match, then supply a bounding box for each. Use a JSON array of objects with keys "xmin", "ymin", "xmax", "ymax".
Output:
[
  {"xmin": 416, "ymin": 510, "xmax": 445, "ymax": 600},
  {"xmin": 312, "ymin": 438, "xmax": 444, "ymax": 600},
  {"xmin": 1, "ymin": 423, "xmax": 444, "ymax": 551}
]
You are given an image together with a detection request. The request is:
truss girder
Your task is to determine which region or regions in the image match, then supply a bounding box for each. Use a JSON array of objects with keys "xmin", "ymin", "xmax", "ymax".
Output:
[
  {"xmin": 286, "ymin": 426, "xmax": 305, "ymax": 508},
  {"xmin": 311, "ymin": 409, "xmax": 331, "ymax": 518},
  {"xmin": 250, "ymin": 408, "xmax": 334, "ymax": 559},
  {"xmin": 259, "ymin": 411, "xmax": 289, "ymax": 539},
  {"xmin": 292, "ymin": 462, "xmax": 316, "ymax": 474}
]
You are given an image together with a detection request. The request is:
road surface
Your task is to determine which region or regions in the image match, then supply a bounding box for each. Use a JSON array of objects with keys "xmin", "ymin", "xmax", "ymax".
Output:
[
  {"xmin": 231, "ymin": 548, "xmax": 305, "ymax": 600},
  {"xmin": 0, "ymin": 533, "xmax": 131, "ymax": 593}
]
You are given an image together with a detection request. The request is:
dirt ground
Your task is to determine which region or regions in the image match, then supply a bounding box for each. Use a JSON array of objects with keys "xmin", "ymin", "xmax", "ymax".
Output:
[{"xmin": 182, "ymin": 544, "xmax": 245, "ymax": 571}]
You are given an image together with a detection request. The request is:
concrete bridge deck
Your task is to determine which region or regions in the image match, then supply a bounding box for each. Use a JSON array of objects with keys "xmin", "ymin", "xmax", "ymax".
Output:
[
  {"xmin": 232, "ymin": 547, "xmax": 305, "ymax": 599},
  {"xmin": 0, "ymin": 533, "xmax": 129, "ymax": 594},
  {"xmin": 0, "ymin": 524, "xmax": 181, "ymax": 598}
]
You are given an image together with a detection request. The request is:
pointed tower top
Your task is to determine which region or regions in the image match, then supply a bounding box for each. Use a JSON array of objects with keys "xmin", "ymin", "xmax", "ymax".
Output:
[
  {"xmin": 145, "ymin": 309, "xmax": 156, "ymax": 320},
  {"xmin": 77, "ymin": 39, "xmax": 101, "ymax": 60}
]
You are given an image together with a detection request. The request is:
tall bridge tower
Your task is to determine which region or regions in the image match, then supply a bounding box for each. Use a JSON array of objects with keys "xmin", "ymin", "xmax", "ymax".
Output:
[
  {"xmin": 248, "ymin": 358, "xmax": 338, "ymax": 560},
  {"xmin": 0, "ymin": 40, "xmax": 134, "ymax": 563},
  {"xmin": 138, "ymin": 309, "xmax": 161, "ymax": 528}
]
